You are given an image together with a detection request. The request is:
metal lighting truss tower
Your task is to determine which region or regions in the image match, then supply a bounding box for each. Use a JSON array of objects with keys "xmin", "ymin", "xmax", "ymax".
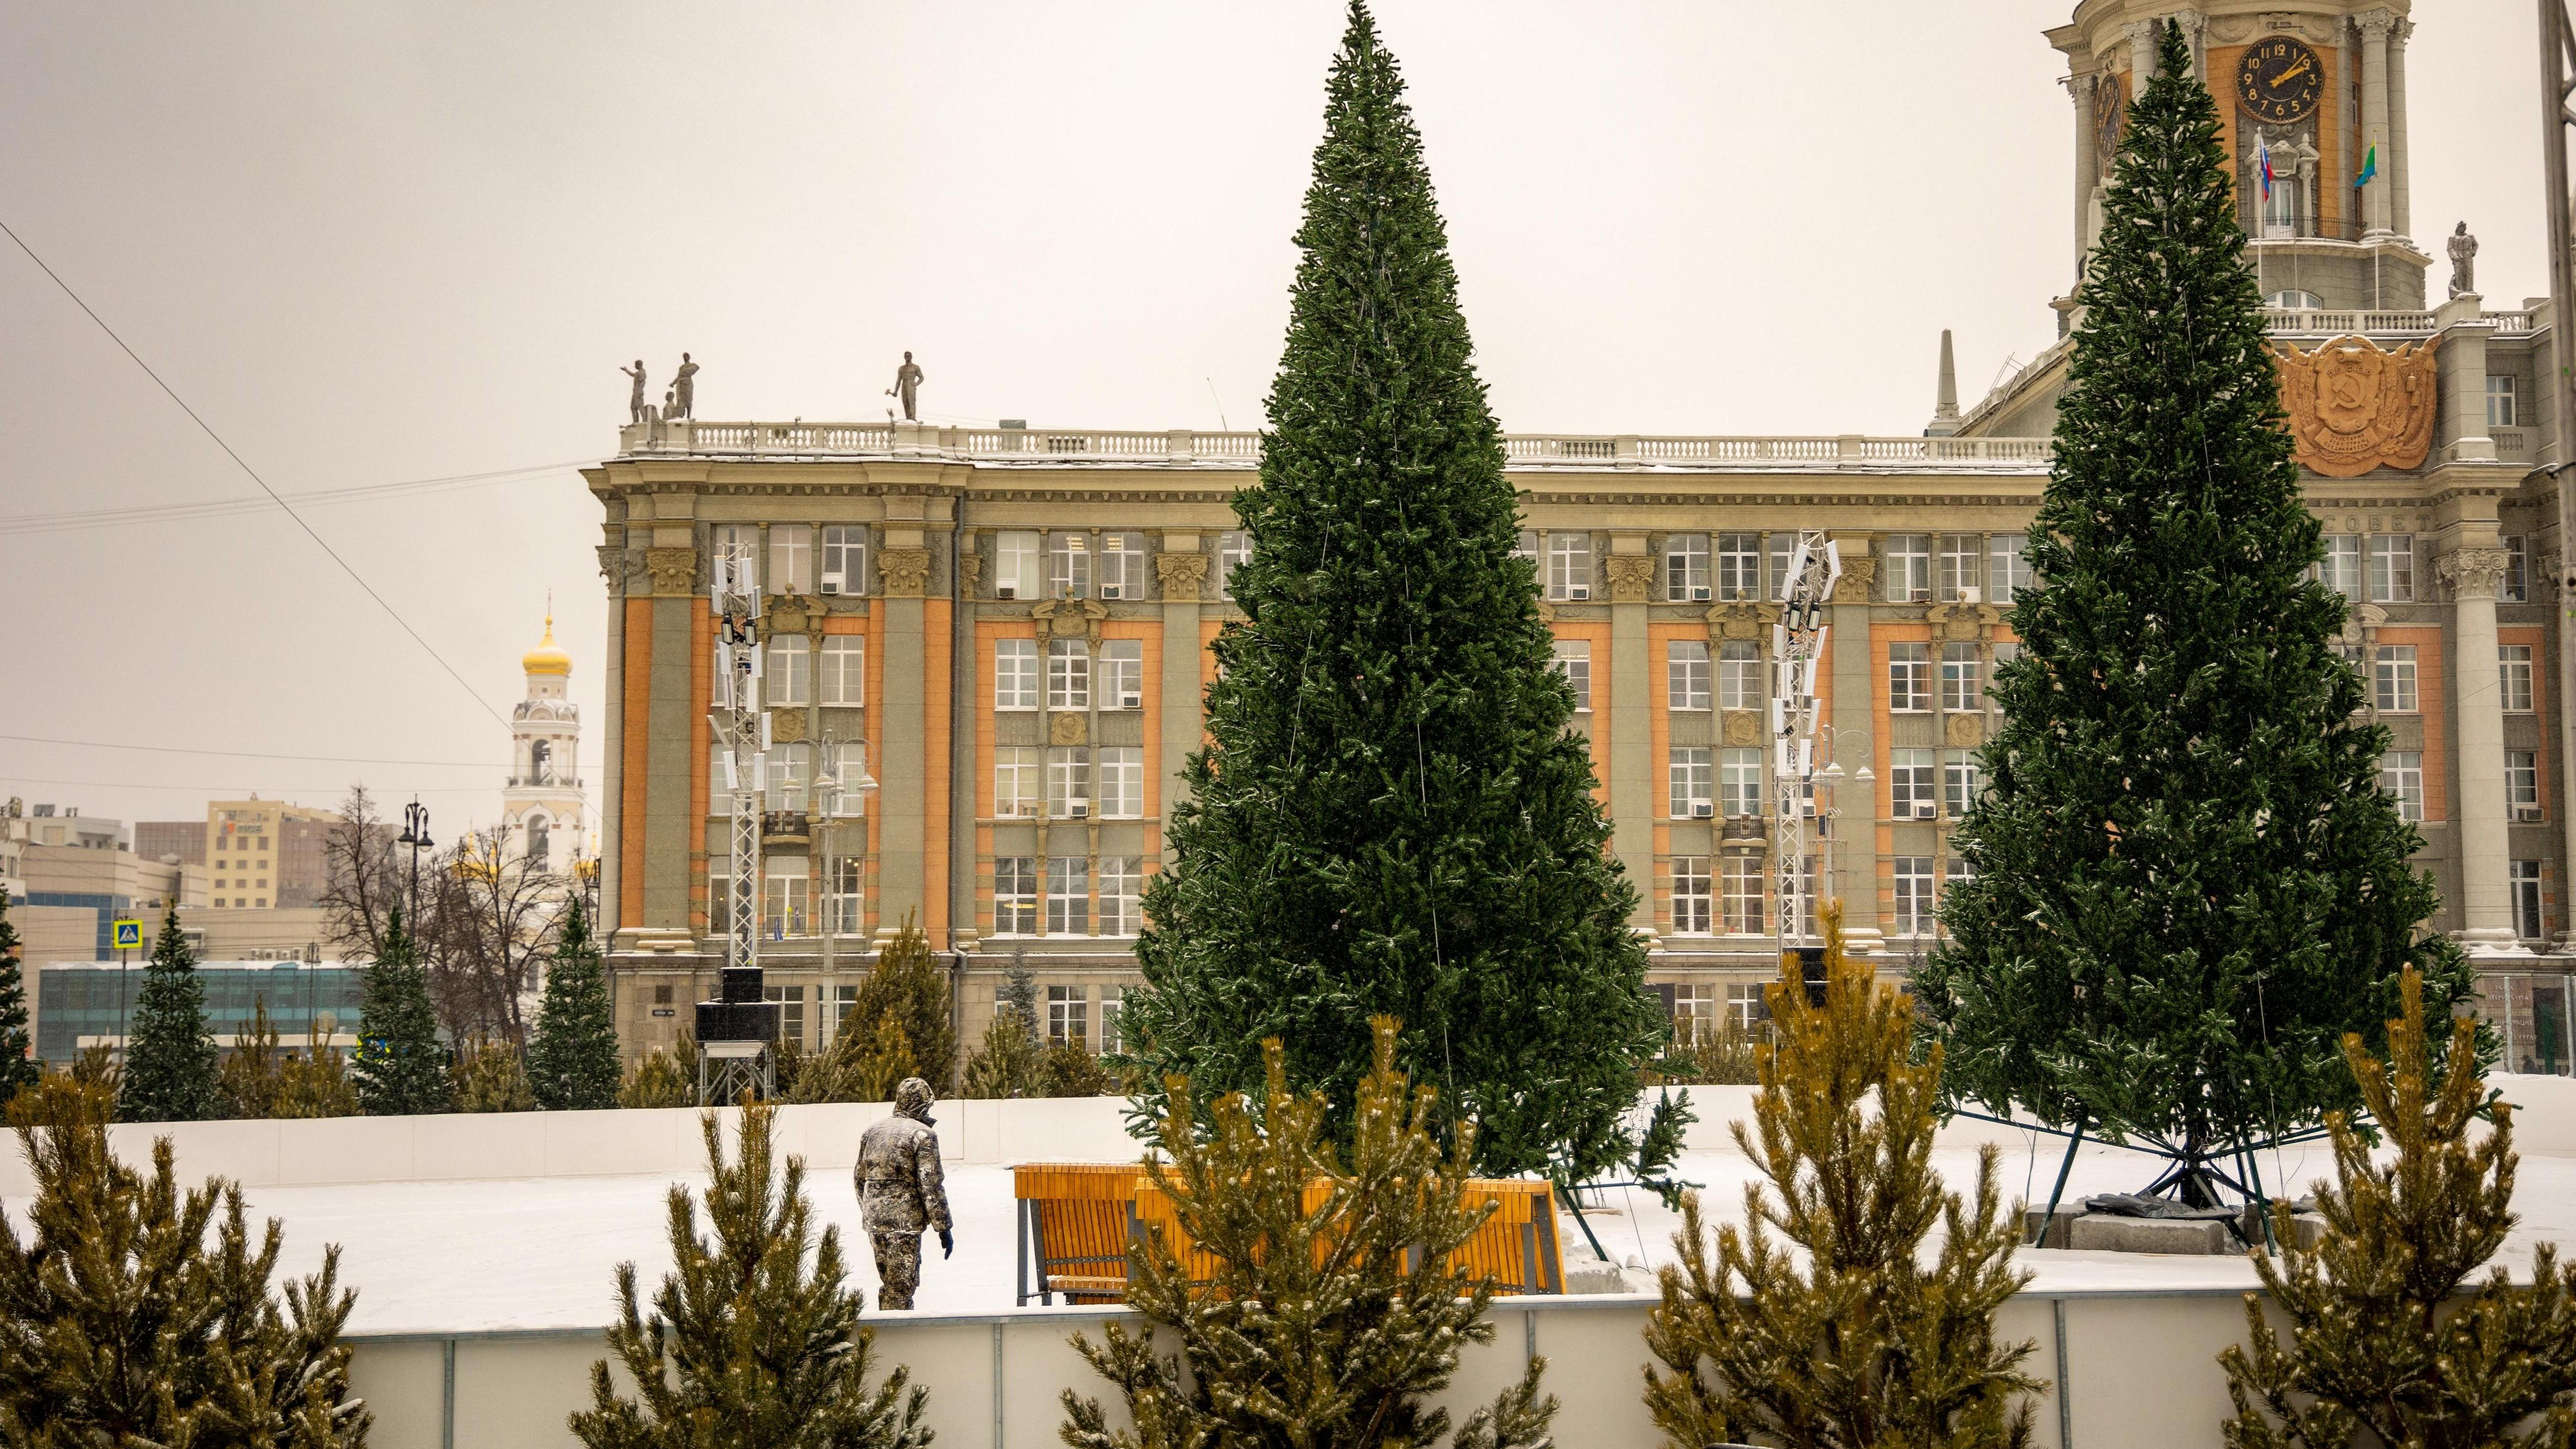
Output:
[
  {"xmin": 704, "ymin": 552, "xmax": 774, "ymax": 1104},
  {"xmin": 1771, "ymin": 531, "xmax": 1843, "ymax": 968},
  {"xmin": 2541, "ymin": 0, "xmax": 2576, "ymax": 920}
]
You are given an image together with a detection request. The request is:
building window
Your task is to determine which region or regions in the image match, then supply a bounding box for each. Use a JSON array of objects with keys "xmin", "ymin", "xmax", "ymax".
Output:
[
  {"xmin": 1938, "ymin": 536, "xmax": 1982, "ymax": 602},
  {"xmin": 1767, "ymin": 533, "xmax": 1797, "ymax": 602},
  {"xmin": 1097, "ymin": 748, "xmax": 1145, "ymax": 819},
  {"xmin": 1515, "ymin": 530, "xmax": 1541, "ymax": 573},
  {"xmin": 2373, "ymin": 645, "xmax": 2418, "ymax": 714},
  {"xmin": 826, "ymin": 740, "xmax": 866, "ymax": 814},
  {"xmin": 1989, "ymin": 533, "xmax": 2031, "ymax": 604},
  {"xmin": 1665, "ymin": 534, "xmax": 1711, "ymax": 601},
  {"xmin": 994, "ymin": 858, "xmax": 1038, "ymax": 933},
  {"xmin": 1047, "ymin": 985, "xmax": 1088, "ymax": 1046},
  {"xmin": 995, "ymin": 748, "xmax": 1040, "ymax": 818},
  {"xmin": 1892, "ymin": 857, "xmax": 1935, "ymax": 937},
  {"xmin": 1718, "ymin": 641, "xmax": 1762, "ymax": 711},
  {"xmin": 1943, "ymin": 751, "xmax": 1981, "ymax": 817},
  {"xmin": 1547, "ymin": 533, "xmax": 1593, "ymax": 601},
  {"xmin": 763, "ymin": 985, "xmax": 807, "ymax": 1048},
  {"xmin": 1098, "ymin": 533, "xmax": 1145, "ymax": 600},
  {"xmin": 830, "ymin": 857, "xmax": 862, "ymax": 935},
  {"xmin": 1099, "ymin": 858, "xmax": 1142, "ymax": 937},
  {"xmin": 827, "ymin": 983, "xmax": 859, "ymax": 1039},
  {"xmin": 1098, "ymin": 985, "xmax": 1124, "ymax": 1052},
  {"xmin": 765, "ymin": 636, "xmax": 810, "ymax": 707},
  {"xmin": 1940, "ymin": 643, "xmax": 1982, "ymax": 712},
  {"xmin": 1670, "ymin": 857, "xmax": 1712, "ymax": 935},
  {"xmin": 1988, "ymin": 640, "xmax": 2019, "ymax": 709},
  {"xmin": 1891, "ymin": 749, "xmax": 1937, "ymax": 819},
  {"xmin": 1888, "ymin": 643, "xmax": 1930, "ymax": 712},
  {"xmin": 2508, "ymin": 750, "xmax": 2541, "ymax": 820},
  {"xmin": 2265, "ymin": 289, "xmax": 2324, "ymax": 309},
  {"xmin": 1047, "ymin": 859, "xmax": 1089, "ymax": 936},
  {"xmin": 1670, "ymin": 748, "xmax": 1714, "ymax": 818},
  {"xmin": 762, "ymin": 870, "xmax": 809, "ymax": 941},
  {"xmin": 1552, "ymin": 640, "xmax": 1591, "ymax": 711},
  {"xmin": 1668, "ymin": 641, "xmax": 1711, "ymax": 711},
  {"xmin": 2488, "ymin": 375, "xmax": 2519, "ymax": 428},
  {"xmin": 710, "ymin": 524, "xmax": 759, "ymax": 593},
  {"xmin": 765, "ymin": 743, "xmax": 812, "ymax": 812},
  {"xmin": 1726, "ymin": 980, "xmax": 1772, "ymax": 1028},
  {"xmin": 1661, "ymin": 985, "xmax": 1713, "ymax": 1045},
  {"xmin": 2511, "ymin": 860, "xmax": 2545, "ymax": 941},
  {"xmin": 768, "ymin": 525, "xmax": 814, "ymax": 595},
  {"xmin": 820, "ymin": 636, "xmax": 864, "ymax": 707},
  {"xmin": 2506, "ymin": 537, "xmax": 2531, "ymax": 602},
  {"xmin": 1720, "ymin": 857, "xmax": 1764, "ymax": 934},
  {"xmin": 1715, "ymin": 533, "xmax": 1763, "ymax": 602},
  {"xmin": 526, "ymin": 815, "xmax": 551, "ymax": 869},
  {"xmin": 820, "ymin": 525, "xmax": 867, "ymax": 595},
  {"xmin": 2312, "ymin": 534, "xmax": 2361, "ymax": 600},
  {"xmin": 2380, "ymin": 751, "xmax": 2424, "ymax": 822},
  {"xmin": 1720, "ymin": 748, "xmax": 1762, "ymax": 818},
  {"xmin": 1101, "ymin": 639, "xmax": 1144, "ymax": 710},
  {"xmin": 2368, "ymin": 535, "xmax": 2414, "ymax": 602},
  {"xmin": 995, "ymin": 639, "xmax": 1039, "ymax": 710},
  {"xmin": 1047, "ymin": 532, "xmax": 1093, "ymax": 599},
  {"xmin": 2502, "ymin": 645, "xmax": 2535, "ymax": 713},
  {"xmin": 1883, "ymin": 535, "xmax": 1931, "ymax": 602},
  {"xmin": 994, "ymin": 531, "xmax": 1040, "ymax": 599},
  {"xmin": 1217, "ymin": 532, "xmax": 1252, "ymax": 600},
  {"xmin": 1046, "ymin": 749, "xmax": 1092, "ymax": 818},
  {"xmin": 1047, "ymin": 639, "xmax": 1090, "ymax": 710}
]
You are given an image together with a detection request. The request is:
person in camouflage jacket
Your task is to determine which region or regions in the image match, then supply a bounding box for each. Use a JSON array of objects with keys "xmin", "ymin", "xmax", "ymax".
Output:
[{"xmin": 856, "ymin": 1076, "xmax": 952, "ymax": 1309}]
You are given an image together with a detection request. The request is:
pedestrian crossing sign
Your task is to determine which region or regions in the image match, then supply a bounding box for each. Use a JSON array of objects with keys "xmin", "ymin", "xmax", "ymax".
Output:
[{"xmin": 112, "ymin": 919, "xmax": 142, "ymax": 950}]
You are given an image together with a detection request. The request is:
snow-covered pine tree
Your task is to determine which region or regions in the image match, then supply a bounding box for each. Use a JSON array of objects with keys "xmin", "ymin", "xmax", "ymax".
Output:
[
  {"xmin": 452, "ymin": 1038, "xmax": 536, "ymax": 1112},
  {"xmin": 847, "ymin": 917, "xmax": 954, "ymax": 1088},
  {"xmin": 352, "ymin": 904, "xmax": 453, "ymax": 1115},
  {"xmin": 529, "ymin": 895, "xmax": 623, "ymax": 1110},
  {"xmin": 960, "ymin": 1006, "xmax": 1042, "ymax": 1100},
  {"xmin": 618, "ymin": 1049, "xmax": 691, "ymax": 1109},
  {"xmin": 571, "ymin": 1101, "xmax": 931, "ymax": 1448},
  {"xmin": 1063, "ymin": 1017, "xmax": 1554, "ymax": 1449},
  {"xmin": 2223, "ymin": 968, "xmax": 2576, "ymax": 1449},
  {"xmin": 1122, "ymin": 0, "xmax": 1670, "ymax": 1186},
  {"xmin": 0, "ymin": 1110, "xmax": 368, "ymax": 1443},
  {"xmin": 1914, "ymin": 20, "xmax": 2469, "ymax": 1199},
  {"xmin": 1645, "ymin": 904, "xmax": 2039, "ymax": 1449},
  {"xmin": 119, "ymin": 909, "xmax": 221, "ymax": 1123},
  {"xmin": 218, "ymin": 999, "xmax": 290, "ymax": 1119},
  {"xmin": 0, "ymin": 890, "xmax": 36, "ymax": 1102}
]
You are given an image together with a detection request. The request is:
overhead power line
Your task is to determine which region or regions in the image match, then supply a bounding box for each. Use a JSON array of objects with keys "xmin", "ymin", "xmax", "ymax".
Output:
[
  {"xmin": 0, "ymin": 216, "xmax": 509, "ymax": 729},
  {"xmin": 0, "ymin": 459, "xmax": 589, "ymax": 536},
  {"xmin": 0, "ymin": 733, "xmax": 501, "ymax": 768},
  {"xmin": 0, "ymin": 775, "xmax": 497, "ymax": 796}
]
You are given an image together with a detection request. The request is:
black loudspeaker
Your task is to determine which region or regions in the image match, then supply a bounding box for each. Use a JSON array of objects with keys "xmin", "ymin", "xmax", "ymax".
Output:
[
  {"xmin": 696, "ymin": 1000, "xmax": 780, "ymax": 1043},
  {"xmin": 1794, "ymin": 946, "xmax": 1829, "ymax": 1008},
  {"xmin": 719, "ymin": 966, "xmax": 765, "ymax": 1004}
]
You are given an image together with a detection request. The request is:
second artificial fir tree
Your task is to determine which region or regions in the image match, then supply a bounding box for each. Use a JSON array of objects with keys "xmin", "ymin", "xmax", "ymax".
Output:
[
  {"xmin": 1123, "ymin": 0, "xmax": 1672, "ymax": 1185},
  {"xmin": 0, "ymin": 890, "xmax": 36, "ymax": 1101},
  {"xmin": 352, "ymin": 905, "xmax": 452, "ymax": 1116},
  {"xmin": 528, "ymin": 896, "xmax": 622, "ymax": 1111},
  {"xmin": 119, "ymin": 910, "xmax": 221, "ymax": 1123},
  {"xmin": 1915, "ymin": 21, "xmax": 2470, "ymax": 1198}
]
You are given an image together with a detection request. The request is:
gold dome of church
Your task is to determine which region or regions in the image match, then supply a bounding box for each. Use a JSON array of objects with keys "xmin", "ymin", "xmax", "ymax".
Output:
[{"xmin": 523, "ymin": 615, "xmax": 571, "ymax": 676}]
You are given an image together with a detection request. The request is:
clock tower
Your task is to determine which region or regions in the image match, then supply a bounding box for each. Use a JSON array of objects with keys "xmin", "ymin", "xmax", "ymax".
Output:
[{"xmin": 2049, "ymin": 2, "xmax": 2428, "ymax": 315}]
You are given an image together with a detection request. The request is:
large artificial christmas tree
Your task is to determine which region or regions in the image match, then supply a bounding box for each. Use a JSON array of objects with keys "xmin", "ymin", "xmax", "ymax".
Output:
[
  {"xmin": 1645, "ymin": 906, "xmax": 2038, "ymax": 1449},
  {"xmin": 1914, "ymin": 20, "xmax": 2469, "ymax": 1202},
  {"xmin": 1122, "ymin": 0, "xmax": 1671, "ymax": 1185},
  {"xmin": 1063, "ymin": 1018, "xmax": 1554, "ymax": 1449},
  {"xmin": 571, "ymin": 1102, "xmax": 931, "ymax": 1448},
  {"xmin": 0, "ymin": 890, "xmax": 36, "ymax": 1102},
  {"xmin": 2223, "ymin": 969, "xmax": 2576, "ymax": 1449},
  {"xmin": 352, "ymin": 905, "xmax": 453, "ymax": 1116},
  {"xmin": 0, "ymin": 1112, "xmax": 368, "ymax": 1443},
  {"xmin": 119, "ymin": 910, "xmax": 222, "ymax": 1123},
  {"xmin": 528, "ymin": 896, "xmax": 622, "ymax": 1111}
]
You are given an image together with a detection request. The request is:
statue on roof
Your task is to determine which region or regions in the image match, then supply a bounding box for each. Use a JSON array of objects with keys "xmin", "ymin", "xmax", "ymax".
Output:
[
  {"xmin": 2447, "ymin": 222, "xmax": 2477, "ymax": 299},
  {"xmin": 887, "ymin": 351, "xmax": 925, "ymax": 422},
  {"xmin": 620, "ymin": 360, "xmax": 647, "ymax": 423},
  {"xmin": 671, "ymin": 353, "xmax": 698, "ymax": 420}
]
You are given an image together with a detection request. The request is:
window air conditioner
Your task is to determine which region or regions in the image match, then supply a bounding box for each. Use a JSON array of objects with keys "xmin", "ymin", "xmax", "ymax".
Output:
[
  {"xmin": 1120, "ymin": 693, "xmax": 1142, "ymax": 709},
  {"xmin": 1101, "ymin": 585, "xmax": 1123, "ymax": 600},
  {"xmin": 1691, "ymin": 586, "xmax": 1711, "ymax": 601},
  {"xmin": 2516, "ymin": 806, "xmax": 2545, "ymax": 823},
  {"xmin": 1691, "ymin": 800, "xmax": 1714, "ymax": 818},
  {"xmin": 997, "ymin": 584, "xmax": 1018, "ymax": 600},
  {"xmin": 1567, "ymin": 585, "xmax": 1590, "ymax": 601},
  {"xmin": 1068, "ymin": 799, "xmax": 1091, "ymax": 818}
]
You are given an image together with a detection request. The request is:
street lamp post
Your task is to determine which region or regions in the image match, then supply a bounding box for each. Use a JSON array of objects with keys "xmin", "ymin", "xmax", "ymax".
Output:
[{"xmin": 396, "ymin": 799, "xmax": 433, "ymax": 928}]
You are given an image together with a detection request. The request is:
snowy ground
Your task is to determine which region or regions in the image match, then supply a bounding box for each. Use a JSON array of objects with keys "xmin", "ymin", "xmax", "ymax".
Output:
[{"xmin": 65, "ymin": 1112, "xmax": 2566, "ymax": 1337}]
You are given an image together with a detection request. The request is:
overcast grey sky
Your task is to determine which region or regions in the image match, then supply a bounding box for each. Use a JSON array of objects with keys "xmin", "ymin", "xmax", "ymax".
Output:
[{"xmin": 0, "ymin": 1, "xmax": 2542, "ymax": 838}]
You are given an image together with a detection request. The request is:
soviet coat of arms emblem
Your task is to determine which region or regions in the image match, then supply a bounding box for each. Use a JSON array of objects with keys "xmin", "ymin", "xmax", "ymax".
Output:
[{"xmin": 2275, "ymin": 333, "xmax": 2440, "ymax": 477}]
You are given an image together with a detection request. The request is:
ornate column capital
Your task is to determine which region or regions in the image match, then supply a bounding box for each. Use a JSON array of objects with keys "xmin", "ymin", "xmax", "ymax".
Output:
[
  {"xmin": 1837, "ymin": 555, "xmax": 1878, "ymax": 595},
  {"xmin": 2436, "ymin": 547, "xmax": 2511, "ymax": 602},
  {"xmin": 878, "ymin": 548, "xmax": 932, "ymax": 598},
  {"xmin": 1602, "ymin": 555, "xmax": 1655, "ymax": 604},
  {"xmin": 597, "ymin": 545, "xmax": 632, "ymax": 597},
  {"xmin": 644, "ymin": 546, "xmax": 698, "ymax": 597},
  {"xmin": 2353, "ymin": 8, "xmax": 2398, "ymax": 45},
  {"xmin": 1155, "ymin": 550, "xmax": 1209, "ymax": 602}
]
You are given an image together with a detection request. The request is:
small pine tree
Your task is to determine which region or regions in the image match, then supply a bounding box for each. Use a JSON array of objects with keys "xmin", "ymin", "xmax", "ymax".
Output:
[
  {"xmin": 620, "ymin": 1049, "xmax": 692, "ymax": 1109},
  {"xmin": 277, "ymin": 1024, "xmax": 359, "ymax": 1119},
  {"xmin": 218, "ymin": 1000, "xmax": 291, "ymax": 1119},
  {"xmin": 352, "ymin": 905, "xmax": 453, "ymax": 1116},
  {"xmin": 1644, "ymin": 904, "xmax": 2040, "ymax": 1449},
  {"xmin": 1035, "ymin": 1040, "xmax": 1115, "ymax": 1099},
  {"xmin": 1066, "ymin": 1017, "xmax": 1554, "ymax": 1449},
  {"xmin": 119, "ymin": 909, "xmax": 222, "ymax": 1123},
  {"xmin": 529, "ymin": 896, "xmax": 623, "ymax": 1111},
  {"xmin": 847, "ymin": 917, "xmax": 955, "ymax": 1089},
  {"xmin": 452, "ymin": 1038, "xmax": 537, "ymax": 1112},
  {"xmin": 1915, "ymin": 19, "xmax": 2470, "ymax": 1196},
  {"xmin": 961, "ymin": 1005, "xmax": 1044, "ymax": 1100},
  {"xmin": 2222, "ymin": 968, "xmax": 2576, "ymax": 1449},
  {"xmin": 0, "ymin": 1113, "xmax": 368, "ymax": 1443},
  {"xmin": 571, "ymin": 1102, "xmax": 931, "ymax": 1448},
  {"xmin": 0, "ymin": 890, "xmax": 37, "ymax": 1099}
]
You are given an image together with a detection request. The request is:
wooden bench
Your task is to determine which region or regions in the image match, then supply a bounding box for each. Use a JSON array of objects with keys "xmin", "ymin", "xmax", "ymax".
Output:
[
  {"xmin": 1012, "ymin": 1163, "xmax": 1141, "ymax": 1305},
  {"xmin": 1129, "ymin": 1174, "xmax": 1563, "ymax": 1296}
]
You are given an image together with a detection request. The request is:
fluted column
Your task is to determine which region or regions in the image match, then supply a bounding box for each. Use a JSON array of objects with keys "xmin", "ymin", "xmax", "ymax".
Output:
[
  {"xmin": 2388, "ymin": 18, "xmax": 2413, "ymax": 238},
  {"xmin": 1830, "ymin": 539, "xmax": 1881, "ymax": 953},
  {"xmin": 2126, "ymin": 20, "xmax": 2158, "ymax": 89},
  {"xmin": 2442, "ymin": 545, "xmax": 2517, "ymax": 947},
  {"xmin": 2357, "ymin": 9, "xmax": 2396, "ymax": 235},
  {"xmin": 2071, "ymin": 72, "xmax": 2099, "ymax": 274},
  {"xmin": 1605, "ymin": 540, "xmax": 1657, "ymax": 930}
]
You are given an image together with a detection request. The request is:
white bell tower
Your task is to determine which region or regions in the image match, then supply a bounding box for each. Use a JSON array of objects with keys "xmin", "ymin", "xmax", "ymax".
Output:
[{"xmin": 506, "ymin": 609, "xmax": 586, "ymax": 876}]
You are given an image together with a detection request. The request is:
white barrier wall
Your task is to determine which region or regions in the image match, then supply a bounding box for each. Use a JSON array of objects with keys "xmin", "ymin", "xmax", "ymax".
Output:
[{"xmin": 343, "ymin": 1288, "xmax": 2276, "ymax": 1449}]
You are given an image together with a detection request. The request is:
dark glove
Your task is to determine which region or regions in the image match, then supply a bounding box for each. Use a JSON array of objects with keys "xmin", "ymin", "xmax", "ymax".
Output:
[{"xmin": 939, "ymin": 1229, "xmax": 955, "ymax": 1259}]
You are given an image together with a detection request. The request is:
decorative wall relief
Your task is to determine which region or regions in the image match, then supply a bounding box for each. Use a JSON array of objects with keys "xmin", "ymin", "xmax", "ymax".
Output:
[{"xmin": 2277, "ymin": 334, "xmax": 2440, "ymax": 477}]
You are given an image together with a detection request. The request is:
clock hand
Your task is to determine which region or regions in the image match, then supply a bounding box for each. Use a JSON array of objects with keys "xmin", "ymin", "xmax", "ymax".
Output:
[{"xmin": 2272, "ymin": 56, "xmax": 2312, "ymax": 87}]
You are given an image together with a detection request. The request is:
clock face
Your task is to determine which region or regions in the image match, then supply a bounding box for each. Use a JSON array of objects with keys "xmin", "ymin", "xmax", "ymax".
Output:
[
  {"xmin": 2092, "ymin": 74, "xmax": 2126, "ymax": 172},
  {"xmin": 2236, "ymin": 38, "xmax": 2323, "ymax": 124}
]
